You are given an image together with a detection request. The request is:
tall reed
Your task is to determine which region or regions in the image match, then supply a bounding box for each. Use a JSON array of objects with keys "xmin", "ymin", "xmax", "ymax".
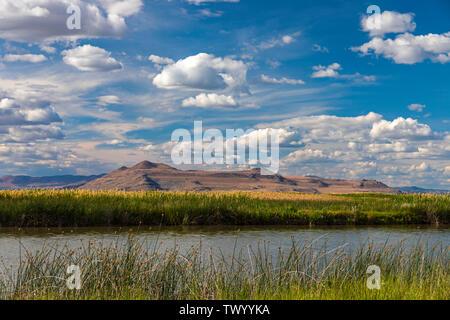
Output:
[{"xmin": 1, "ymin": 235, "xmax": 448, "ymax": 300}]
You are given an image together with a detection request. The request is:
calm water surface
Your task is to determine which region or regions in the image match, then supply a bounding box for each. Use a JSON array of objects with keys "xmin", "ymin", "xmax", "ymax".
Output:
[{"xmin": 0, "ymin": 225, "xmax": 448, "ymax": 270}]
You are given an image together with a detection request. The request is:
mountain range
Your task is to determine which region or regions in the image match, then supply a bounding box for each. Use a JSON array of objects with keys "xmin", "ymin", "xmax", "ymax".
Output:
[
  {"xmin": 393, "ymin": 186, "xmax": 450, "ymax": 195},
  {"xmin": 1, "ymin": 161, "xmax": 447, "ymax": 194},
  {"xmin": 0, "ymin": 174, "xmax": 104, "ymax": 190},
  {"xmin": 78, "ymin": 161, "xmax": 399, "ymax": 194}
]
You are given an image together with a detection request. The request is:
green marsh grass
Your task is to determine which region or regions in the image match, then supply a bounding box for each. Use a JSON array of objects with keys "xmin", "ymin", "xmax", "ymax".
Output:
[
  {"xmin": 0, "ymin": 190, "xmax": 448, "ymax": 227},
  {"xmin": 0, "ymin": 235, "xmax": 448, "ymax": 300}
]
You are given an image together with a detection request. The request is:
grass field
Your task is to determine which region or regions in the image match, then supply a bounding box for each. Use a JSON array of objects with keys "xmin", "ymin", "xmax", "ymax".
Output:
[
  {"xmin": 0, "ymin": 235, "xmax": 447, "ymax": 300},
  {"xmin": 0, "ymin": 190, "xmax": 449, "ymax": 227}
]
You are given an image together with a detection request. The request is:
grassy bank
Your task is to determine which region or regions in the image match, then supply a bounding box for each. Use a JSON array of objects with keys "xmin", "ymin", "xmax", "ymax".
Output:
[
  {"xmin": 0, "ymin": 190, "xmax": 449, "ymax": 227},
  {"xmin": 1, "ymin": 236, "xmax": 448, "ymax": 300}
]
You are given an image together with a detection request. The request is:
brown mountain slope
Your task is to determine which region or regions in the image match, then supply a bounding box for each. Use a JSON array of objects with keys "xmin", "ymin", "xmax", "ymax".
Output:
[
  {"xmin": 79, "ymin": 161, "xmax": 400, "ymax": 194},
  {"xmin": 285, "ymin": 176, "xmax": 399, "ymax": 194}
]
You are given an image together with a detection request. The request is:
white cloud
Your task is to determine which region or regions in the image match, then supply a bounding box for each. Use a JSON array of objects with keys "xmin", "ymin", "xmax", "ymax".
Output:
[
  {"xmin": 370, "ymin": 117, "xmax": 433, "ymax": 140},
  {"xmin": 312, "ymin": 44, "xmax": 329, "ymax": 53},
  {"xmin": 149, "ymin": 55, "xmax": 175, "ymax": 65},
  {"xmin": 0, "ymin": 69, "xmax": 122, "ymax": 122},
  {"xmin": 257, "ymin": 112, "xmax": 383, "ymax": 143},
  {"xmin": 7, "ymin": 125, "xmax": 64, "ymax": 142},
  {"xmin": 408, "ymin": 104, "xmax": 426, "ymax": 112},
  {"xmin": 260, "ymin": 75, "xmax": 305, "ymax": 85},
  {"xmin": 3, "ymin": 54, "xmax": 47, "ymax": 63},
  {"xmin": 408, "ymin": 162, "xmax": 430, "ymax": 172},
  {"xmin": 354, "ymin": 32, "xmax": 450, "ymax": 64},
  {"xmin": 257, "ymin": 32, "xmax": 300, "ymax": 50},
  {"xmin": 367, "ymin": 142, "xmax": 418, "ymax": 153},
  {"xmin": 283, "ymin": 149, "xmax": 328, "ymax": 164},
  {"xmin": 0, "ymin": 98, "xmax": 63, "ymax": 143},
  {"xmin": 253, "ymin": 112, "xmax": 448, "ymax": 187},
  {"xmin": 97, "ymin": 95, "xmax": 121, "ymax": 106},
  {"xmin": 0, "ymin": 0, "xmax": 143, "ymax": 43},
  {"xmin": 40, "ymin": 45, "xmax": 56, "ymax": 54},
  {"xmin": 339, "ymin": 73, "xmax": 377, "ymax": 82},
  {"xmin": 153, "ymin": 53, "xmax": 248, "ymax": 91},
  {"xmin": 362, "ymin": 11, "xmax": 416, "ymax": 37},
  {"xmin": 198, "ymin": 9, "xmax": 223, "ymax": 17},
  {"xmin": 0, "ymin": 1, "xmax": 50, "ymax": 19},
  {"xmin": 62, "ymin": 45, "xmax": 123, "ymax": 72},
  {"xmin": 0, "ymin": 98, "xmax": 61, "ymax": 126},
  {"xmin": 311, "ymin": 63, "xmax": 341, "ymax": 78},
  {"xmin": 0, "ymin": 143, "xmax": 59, "ymax": 161},
  {"xmin": 282, "ymin": 35, "xmax": 296, "ymax": 45},
  {"xmin": 182, "ymin": 93, "xmax": 237, "ymax": 109},
  {"xmin": 98, "ymin": 0, "xmax": 143, "ymax": 17},
  {"xmin": 310, "ymin": 64, "xmax": 374, "ymax": 82},
  {"xmin": 186, "ymin": 0, "xmax": 239, "ymax": 5}
]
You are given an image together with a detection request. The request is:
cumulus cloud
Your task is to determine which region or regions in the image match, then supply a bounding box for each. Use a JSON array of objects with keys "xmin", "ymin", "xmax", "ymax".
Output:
[
  {"xmin": 367, "ymin": 142, "xmax": 418, "ymax": 153},
  {"xmin": 283, "ymin": 149, "xmax": 329, "ymax": 163},
  {"xmin": 3, "ymin": 54, "xmax": 47, "ymax": 63},
  {"xmin": 353, "ymin": 32, "xmax": 450, "ymax": 64},
  {"xmin": 311, "ymin": 63, "xmax": 341, "ymax": 78},
  {"xmin": 148, "ymin": 55, "xmax": 175, "ymax": 65},
  {"xmin": 354, "ymin": 11, "xmax": 450, "ymax": 64},
  {"xmin": 257, "ymin": 112, "xmax": 383, "ymax": 141},
  {"xmin": 0, "ymin": 0, "xmax": 143, "ymax": 43},
  {"xmin": 40, "ymin": 45, "xmax": 56, "ymax": 54},
  {"xmin": 0, "ymin": 98, "xmax": 61, "ymax": 126},
  {"xmin": 0, "ymin": 143, "xmax": 58, "ymax": 161},
  {"xmin": 153, "ymin": 53, "xmax": 248, "ymax": 91},
  {"xmin": 257, "ymin": 112, "xmax": 385, "ymax": 149},
  {"xmin": 260, "ymin": 75, "xmax": 305, "ymax": 85},
  {"xmin": 62, "ymin": 45, "xmax": 123, "ymax": 72},
  {"xmin": 370, "ymin": 117, "xmax": 433, "ymax": 140},
  {"xmin": 310, "ymin": 64, "xmax": 375, "ymax": 82},
  {"xmin": 0, "ymin": 98, "xmax": 63, "ymax": 143},
  {"xmin": 7, "ymin": 126, "xmax": 64, "ymax": 142},
  {"xmin": 182, "ymin": 93, "xmax": 237, "ymax": 109},
  {"xmin": 98, "ymin": 0, "xmax": 143, "ymax": 16},
  {"xmin": 254, "ymin": 111, "xmax": 448, "ymax": 186},
  {"xmin": 408, "ymin": 162, "xmax": 430, "ymax": 172},
  {"xmin": 408, "ymin": 104, "xmax": 426, "ymax": 112},
  {"xmin": 362, "ymin": 11, "xmax": 416, "ymax": 37}
]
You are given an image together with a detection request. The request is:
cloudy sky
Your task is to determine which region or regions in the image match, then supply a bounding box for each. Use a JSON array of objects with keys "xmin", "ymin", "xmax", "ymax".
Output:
[{"xmin": 0, "ymin": 0, "xmax": 449, "ymax": 189}]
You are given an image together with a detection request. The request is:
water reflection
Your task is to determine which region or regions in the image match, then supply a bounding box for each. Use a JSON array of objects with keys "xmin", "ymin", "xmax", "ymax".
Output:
[{"xmin": 0, "ymin": 225, "xmax": 448, "ymax": 271}]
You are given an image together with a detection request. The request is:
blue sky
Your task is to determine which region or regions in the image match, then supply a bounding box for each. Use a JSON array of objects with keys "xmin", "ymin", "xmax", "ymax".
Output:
[{"xmin": 0, "ymin": 0, "xmax": 449, "ymax": 189}]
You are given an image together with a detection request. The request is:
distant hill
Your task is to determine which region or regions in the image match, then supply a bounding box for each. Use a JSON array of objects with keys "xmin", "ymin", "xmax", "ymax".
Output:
[
  {"xmin": 0, "ymin": 174, "xmax": 105, "ymax": 190},
  {"xmin": 79, "ymin": 161, "xmax": 401, "ymax": 194},
  {"xmin": 394, "ymin": 186, "xmax": 449, "ymax": 195}
]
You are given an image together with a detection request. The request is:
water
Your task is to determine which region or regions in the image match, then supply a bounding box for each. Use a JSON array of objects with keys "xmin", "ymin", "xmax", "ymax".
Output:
[{"xmin": 0, "ymin": 225, "xmax": 448, "ymax": 271}]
